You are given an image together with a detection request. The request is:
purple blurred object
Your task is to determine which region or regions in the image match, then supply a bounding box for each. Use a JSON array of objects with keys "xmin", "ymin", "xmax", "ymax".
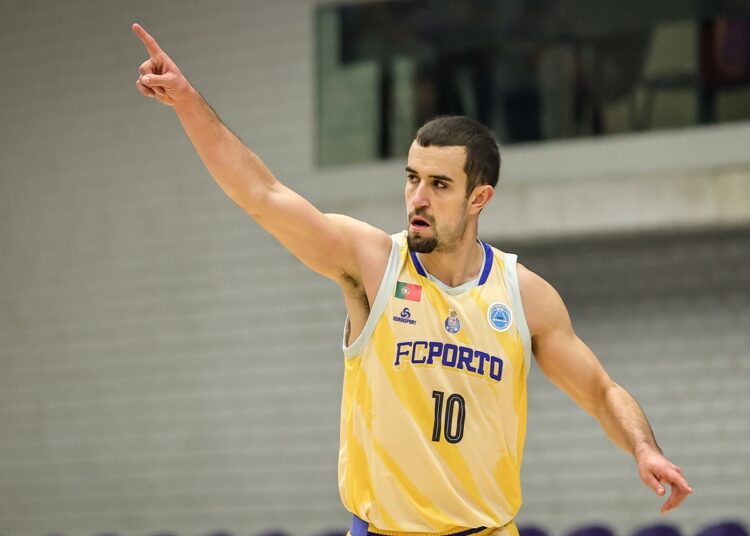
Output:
[
  {"xmin": 631, "ymin": 524, "xmax": 682, "ymax": 536},
  {"xmin": 566, "ymin": 525, "xmax": 617, "ymax": 536},
  {"xmin": 694, "ymin": 522, "xmax": 749, "ymax": 536}
]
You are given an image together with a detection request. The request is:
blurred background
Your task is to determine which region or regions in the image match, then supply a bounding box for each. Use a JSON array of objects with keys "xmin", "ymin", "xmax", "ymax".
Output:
[{"xmin": 1, "ymin": 1, "xmax": 749, "ymax": 536}]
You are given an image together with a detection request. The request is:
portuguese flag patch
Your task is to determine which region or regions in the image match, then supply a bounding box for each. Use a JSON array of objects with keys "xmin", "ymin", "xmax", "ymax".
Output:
[{"xmin": 395, "ymin": 281, "xmax": 422, "ymax": 302}]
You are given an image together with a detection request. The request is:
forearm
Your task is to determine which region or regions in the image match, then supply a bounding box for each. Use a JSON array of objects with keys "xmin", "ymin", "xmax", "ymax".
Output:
[
  {"xmin": 595, "ymin": 382, "xmax": 661, "ymax": 458},
  {"xmin": 172, "ymin": 87, "xmax": 277, "ymax": 214}
]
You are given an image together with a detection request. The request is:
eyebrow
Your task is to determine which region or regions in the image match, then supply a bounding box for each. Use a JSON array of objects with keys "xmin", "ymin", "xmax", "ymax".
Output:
[{"xmin": 405, "ymin": 166, "xmax": 454, "ymax": 182}]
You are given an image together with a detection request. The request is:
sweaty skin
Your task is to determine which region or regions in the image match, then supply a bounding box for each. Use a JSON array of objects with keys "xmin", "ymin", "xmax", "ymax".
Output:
[{"xmin": 132, "ymin": 22, "xmax": 692, "ymax": 514}]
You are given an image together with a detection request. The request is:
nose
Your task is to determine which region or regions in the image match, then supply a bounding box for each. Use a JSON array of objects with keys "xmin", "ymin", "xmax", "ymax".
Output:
[{"xmin": 410, "ymin": 180, "xmax": 431, "ymax": 210}]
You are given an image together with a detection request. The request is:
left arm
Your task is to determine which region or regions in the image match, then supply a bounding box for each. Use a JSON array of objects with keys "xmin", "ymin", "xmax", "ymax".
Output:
[{"xmin": 518, "ymin": 264, "xmax": 692, "ymax": 514}]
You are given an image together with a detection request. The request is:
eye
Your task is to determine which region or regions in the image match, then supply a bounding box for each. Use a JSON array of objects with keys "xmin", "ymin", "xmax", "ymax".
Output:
[
  {"xmin": 434, "ymin": 180, "xmax": 447, "ymax": 189},
  {"xmin": 407, "ymin": 174, "xmax": 419, "ymax": 183}
]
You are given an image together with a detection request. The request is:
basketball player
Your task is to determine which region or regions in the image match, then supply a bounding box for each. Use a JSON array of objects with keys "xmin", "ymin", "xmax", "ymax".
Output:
[{"xmin": 132, "ymin": 23, "xmax": 692, "ymax": 534}]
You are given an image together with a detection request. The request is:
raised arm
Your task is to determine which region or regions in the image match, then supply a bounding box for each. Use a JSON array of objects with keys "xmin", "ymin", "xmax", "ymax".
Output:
[
  {"xmin": 518, "ymin": 265, "xmax": 693, "ymax": 515},
  {"xmin": 131, "ymin": 23, "xmax": 390, "ymax": 287}
]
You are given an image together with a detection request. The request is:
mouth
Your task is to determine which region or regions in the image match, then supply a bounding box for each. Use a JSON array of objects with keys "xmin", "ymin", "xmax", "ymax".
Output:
[{"xmin": 410, "ymin": 215, "xmax": 431, "ymax": 230}]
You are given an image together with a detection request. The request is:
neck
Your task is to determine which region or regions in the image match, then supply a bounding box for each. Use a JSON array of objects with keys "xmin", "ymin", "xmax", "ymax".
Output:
[{"xmin": 416, "ymin": 233, "xmax": 484, "ymax": 288}]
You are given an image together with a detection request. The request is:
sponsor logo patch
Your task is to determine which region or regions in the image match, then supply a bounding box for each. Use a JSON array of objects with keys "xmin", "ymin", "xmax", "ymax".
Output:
[
  {"xmin": 487, "ymin": 302, "xmax": 513, "ymax": 332},
  {"xmin": 393, "ymin": 307, "xmax": 417, "ymax": 325}
]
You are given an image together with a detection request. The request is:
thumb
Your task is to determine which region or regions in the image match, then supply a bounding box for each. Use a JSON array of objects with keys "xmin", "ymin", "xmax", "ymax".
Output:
[{"xmin": 140, "ymin": 73, "xmax": 176, "ymax": 89}]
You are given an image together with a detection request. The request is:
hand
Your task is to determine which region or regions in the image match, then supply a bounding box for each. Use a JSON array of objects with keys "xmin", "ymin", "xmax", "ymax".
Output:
[
  {"xmin": 636, "ymin": 446, "xmax": 693, "ymax": 514},
  {"xmin": 132, "ymin": 23, "xmax": 193, "ymax": 106}
]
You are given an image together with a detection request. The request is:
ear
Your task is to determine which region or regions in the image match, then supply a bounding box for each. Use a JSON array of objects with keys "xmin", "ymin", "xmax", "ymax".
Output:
[{"xmin": 468, "ymin": 185, "xmax": 494, "ymax": 215}]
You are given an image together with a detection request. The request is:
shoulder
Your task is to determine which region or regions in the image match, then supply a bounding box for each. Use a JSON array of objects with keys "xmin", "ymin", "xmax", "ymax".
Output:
[
  {"xmin": 325, "ymin": 214, "xmax": 392, "ymax": 250},
  {"xmin": 325, "ymin": 214, "xmax": 393, "ymax": 264},
  {"xmin": 517, "ymin": 262, "xmax": 573, "ymax": 339},
  {"xmin": 325, "ymin": 214, "xmax": 394, "ymax": 295}
]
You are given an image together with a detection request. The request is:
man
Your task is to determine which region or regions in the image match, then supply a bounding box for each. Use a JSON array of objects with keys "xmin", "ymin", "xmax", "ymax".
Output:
[{"xmin": 132, "ymin": 22, "xmax": 691, "ymax": 535}]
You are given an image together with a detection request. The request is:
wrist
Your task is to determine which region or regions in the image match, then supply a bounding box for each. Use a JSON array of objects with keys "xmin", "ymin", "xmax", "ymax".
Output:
[
  {"xmin": 634, "ymin": 441, "xmax": 662, "ymax": 461},
  {"xmin": 173, "ymin": 84, "xmax": 202, "ymax": 113}
]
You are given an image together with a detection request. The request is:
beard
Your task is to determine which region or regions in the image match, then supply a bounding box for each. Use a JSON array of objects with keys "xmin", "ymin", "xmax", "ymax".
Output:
[
  {"xmin": 407, "ymin": 211, "xmax": 468, "ymax": 254},
  {"xmin": 407, "ymin": 232, "xmax": 438, "ymax": 253}
]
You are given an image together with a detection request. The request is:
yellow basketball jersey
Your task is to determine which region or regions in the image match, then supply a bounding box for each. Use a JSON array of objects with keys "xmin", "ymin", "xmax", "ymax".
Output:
[{"xmin": 339, "ymin": 231, "xmax": 532, "ymax": 534}]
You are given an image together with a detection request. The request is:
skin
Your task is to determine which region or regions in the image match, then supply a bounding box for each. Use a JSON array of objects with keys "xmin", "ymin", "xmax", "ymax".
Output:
[{"xmin": 132, "ymin": 23, "xmax": 693, "ymax": 515}]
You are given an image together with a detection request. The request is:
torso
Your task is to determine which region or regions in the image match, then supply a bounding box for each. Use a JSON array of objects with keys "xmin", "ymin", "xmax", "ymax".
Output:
[{"xmin": 338, "ymin": 232, "xmax": 533, "ymax": 533}]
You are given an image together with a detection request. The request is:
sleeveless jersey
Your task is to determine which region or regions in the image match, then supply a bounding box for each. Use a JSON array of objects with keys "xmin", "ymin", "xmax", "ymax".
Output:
[{"xmin": 339, "ymin": 231, "xmax": 533, "ymax": 534}]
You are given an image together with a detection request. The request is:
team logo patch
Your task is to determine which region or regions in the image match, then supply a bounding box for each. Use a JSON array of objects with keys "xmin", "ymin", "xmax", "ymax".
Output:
[
  {"xmin": 395, "ymin": 281, "xmax": 422, "ymax": 302},
  {"xmin": 444, "ymin": 309, "xmax": 461, "ymax": 334},
  {"xmin": 487, "ymin": 302, "xmax": 513, "ymax": 332},
  {"xmin": 393, "ymin": 307, "xmax": 417, "ymax": 325}
]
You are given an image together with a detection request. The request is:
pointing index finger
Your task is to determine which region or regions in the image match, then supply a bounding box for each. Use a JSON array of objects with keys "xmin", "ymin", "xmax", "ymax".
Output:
[{"xmin": 132, "ymin": 23, "xmax": 163, "ymax": 58}]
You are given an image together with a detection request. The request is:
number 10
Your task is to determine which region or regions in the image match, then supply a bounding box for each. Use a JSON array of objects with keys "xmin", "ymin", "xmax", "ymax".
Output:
[{"xmin": 431, "ymin": 390, "xmax": 466, "ymax": 443}]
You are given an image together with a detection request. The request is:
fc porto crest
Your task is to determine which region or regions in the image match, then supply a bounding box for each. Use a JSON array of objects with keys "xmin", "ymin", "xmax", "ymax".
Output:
[
  {"xmin": 444, "ymin": 309, "xmax": 461, "ymax": 334},
  {"xmin": 487, "ymin": 302, "xmax": 512, "ymax": 332}
]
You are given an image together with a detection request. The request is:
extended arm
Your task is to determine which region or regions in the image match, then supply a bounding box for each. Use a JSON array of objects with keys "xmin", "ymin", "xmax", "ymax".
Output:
[
  {"xmin": 132, "ymin": 23, "xmax": 390, "ymax": 286},
  {"xmin": 518, "ymin": 265, "xmax": 692, "ymax": 514}
]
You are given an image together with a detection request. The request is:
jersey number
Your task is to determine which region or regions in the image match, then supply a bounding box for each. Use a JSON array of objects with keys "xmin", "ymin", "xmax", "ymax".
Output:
[{"xmin": 431, "ymin": 390, "xmax": 466, "ymax": 443}]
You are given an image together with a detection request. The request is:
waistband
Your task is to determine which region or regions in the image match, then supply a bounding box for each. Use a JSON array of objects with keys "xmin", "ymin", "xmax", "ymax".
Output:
[{"xmin": 350, "ymin": 515, "xmax": 494, "ymax": 536}]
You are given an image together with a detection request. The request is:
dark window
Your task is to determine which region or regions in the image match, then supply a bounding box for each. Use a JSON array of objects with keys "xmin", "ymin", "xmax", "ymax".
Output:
[{"xmin": 316, "ymin": 0, "xmax": 750, "ymax": 165}]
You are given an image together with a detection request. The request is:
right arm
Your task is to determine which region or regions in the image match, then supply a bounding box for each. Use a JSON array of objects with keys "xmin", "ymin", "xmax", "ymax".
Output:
[
  {"xmin": 519, "ymin": 265, "xmax": 692, "ymax": 514},
  {"xmin": 132, "ymin": 23, "xmax": 391, "ymax": 288}
]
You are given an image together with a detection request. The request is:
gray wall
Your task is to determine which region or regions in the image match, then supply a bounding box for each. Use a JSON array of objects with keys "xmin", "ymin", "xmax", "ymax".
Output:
[
  {"xmin": 0, "ymin": 1, "xmax": 748, "ymax": 536},
  {"xmin": 514, "ymin": 230, "xmax": 750, "ymax": 529}
]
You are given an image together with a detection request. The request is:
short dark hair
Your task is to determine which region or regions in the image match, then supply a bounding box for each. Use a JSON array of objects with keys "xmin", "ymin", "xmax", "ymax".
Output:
[{"xmin": 415, "ymin": 116, "xmax": 500, "ymax": 195}]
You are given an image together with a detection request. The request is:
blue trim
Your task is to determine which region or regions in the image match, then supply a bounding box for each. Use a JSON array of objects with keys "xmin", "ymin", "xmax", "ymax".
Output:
[
  {"xmin": 446, "ymin": 527, "xmax": 488, "ymax": 536},
  {"xmin": 410, "ymin": 250, "xmax": 427, "ymax": 277},
  {"xmin": 351, "ymin": 516, "xmax": 487, "ymax": 536},
  {"xmin": 478, "ymin": 241, "xmax": 493, "ymax": 285},
  {"xmin": 351, "ymin": 515, "xmax": 368, "ymax": 536}
]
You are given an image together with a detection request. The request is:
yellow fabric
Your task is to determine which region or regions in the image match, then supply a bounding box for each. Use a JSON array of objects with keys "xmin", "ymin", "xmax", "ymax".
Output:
[{"xmin": 339, "ymin": 233, "xmax": 530, "ymax": 533}]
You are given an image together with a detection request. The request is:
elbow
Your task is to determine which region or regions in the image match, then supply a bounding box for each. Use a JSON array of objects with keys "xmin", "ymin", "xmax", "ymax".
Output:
[
  {"xmin": 229, "ymin": 151, "xmax": 279, "ymax": 218},
  {"xmin": 587, "ymin": 378, "xmax": 620, "ymax": 419},
  {"xmin": 242, "ymin": 176, "xmax": 280, "ymax": 219}
]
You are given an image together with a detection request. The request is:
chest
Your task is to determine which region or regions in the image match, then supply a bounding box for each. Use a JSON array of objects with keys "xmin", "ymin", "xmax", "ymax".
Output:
[{"xmin": 383, "ymin": 274, "xmax": 524, "ymax": 380}]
